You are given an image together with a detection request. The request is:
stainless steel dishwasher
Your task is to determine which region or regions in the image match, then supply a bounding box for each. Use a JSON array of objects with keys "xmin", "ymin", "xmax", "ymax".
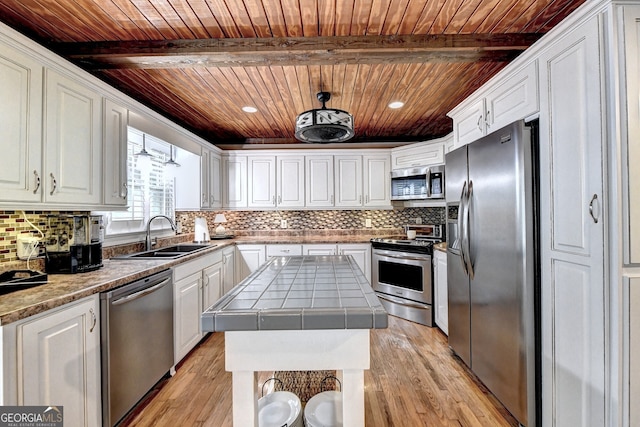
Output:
[{"xmin": 101, "ymin": 269, "xmax": 174, "ymax": 427}]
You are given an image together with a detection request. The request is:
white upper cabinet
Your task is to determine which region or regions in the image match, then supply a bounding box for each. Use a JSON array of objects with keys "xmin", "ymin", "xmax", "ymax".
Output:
[
  {"xmin": 363, "ymin": 154, "xmax": 391, "ymax": 207},
  {"xmin": 485, "ymin": 61, "xmax": 539, "ymax": 132},
  {"xmin": 451, "ymin": 98, "xmax": 486, "ymax": 147},
  {"xmin": 103, "ymin": 98, "xmax": 128, "ymax": 206},
  {"xmin": 223, "ymin": 155, "xmax": 247, "ymax": 208},
  {"xmin": 391, "ymin": 137, "xmax": 447, "ymax": 169},
  {"xmin": 306, "ymin": 155, "xmax": 334, "ymax": 207},
  {"xmin": 222, "ymin": 150, "xmax": 390, "ymax": 209},
  {"xmin": 276, "ymin": 155, "xmax": 305, "ymax": 208},
  {"xmin": 334, "ymin": 154, "xmax": 391, "ymax": 208},
  {"xmin": 335, "ymin": 155, "xmax": 362, "ymax": 207},
  {"xmin": 209, "ymin": 152, "xmax": 222, "ymax": 208},
  {"xmin": 247, "ymin": 155, "xmax": 277, "ymax": 208},
  {"xmin": 200, "ymin": 149, "xmax": 210, "ymax": 208},
  {"xmin": 201, "ymin": 149, "xmax": 222, "ymax": 209},
  {"xmin": 44, "ymin": 69, "xmax": 102, "ymax": 205},
  {"xmin": 0, "ymin": 41, "xmax": 43, "ymax": 203},
  {"xmin": 449, "ymin": 60, "xmax": 539, "ymax": 147}
]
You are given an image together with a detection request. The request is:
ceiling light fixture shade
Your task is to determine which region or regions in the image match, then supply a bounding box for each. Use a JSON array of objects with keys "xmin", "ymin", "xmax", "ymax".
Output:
[{"xmin": 295, "ymin": 92, "xmax": 354, "ymax": 143}]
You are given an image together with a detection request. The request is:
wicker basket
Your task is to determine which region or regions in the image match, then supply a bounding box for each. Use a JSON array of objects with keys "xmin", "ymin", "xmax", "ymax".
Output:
[{"xmin": 272, "ymin": 371, "xmax": 338, "ymax": 404}]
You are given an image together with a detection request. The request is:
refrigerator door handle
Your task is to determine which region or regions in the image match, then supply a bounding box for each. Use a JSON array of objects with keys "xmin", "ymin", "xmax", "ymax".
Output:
[
  {"xmin": 464, "ymin": 180, "xmax": 475, "ymax": 279},
  {"xmin": 459, "ymin": 181, "xmax": 469, "ymax": 276}
]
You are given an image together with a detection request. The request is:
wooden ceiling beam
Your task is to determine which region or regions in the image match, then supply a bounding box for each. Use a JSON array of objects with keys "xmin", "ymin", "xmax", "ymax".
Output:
[{"xmin": 50, "ymin": 33, "xmax": 542, "ymax": 70}]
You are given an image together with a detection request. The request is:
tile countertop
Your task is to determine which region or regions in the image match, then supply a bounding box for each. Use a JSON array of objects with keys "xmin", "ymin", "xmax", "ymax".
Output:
[
  {"xmin": 0, "ymin": 233, "xmax": 394, "ymax": 325},
  {"xmin": 201, "ymin": 255, "xmax": 388, "ymax": 332}
]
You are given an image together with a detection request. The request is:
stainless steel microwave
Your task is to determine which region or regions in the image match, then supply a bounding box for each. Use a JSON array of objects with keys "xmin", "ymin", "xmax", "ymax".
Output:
[{"xmin": 390, "ymin": 165, "xmax": 445, "ymax": 200}]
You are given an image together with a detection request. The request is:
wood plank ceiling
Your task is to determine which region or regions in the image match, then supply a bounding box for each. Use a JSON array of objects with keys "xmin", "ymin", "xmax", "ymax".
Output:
[{"xmin": 0, "ymin": 0, "xmax": 585, "ymax": 147}]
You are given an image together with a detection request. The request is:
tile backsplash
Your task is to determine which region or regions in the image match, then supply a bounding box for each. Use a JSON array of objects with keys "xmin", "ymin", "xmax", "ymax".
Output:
[
  {"xmin": 1, "ymin": 207, "xmax": 445, "ymax": 266},
  {"xmin": 176, "ymin": 207, "xmax": 445, "ymax": 235},
  {"xmin": 0, "ymin": 210, "xmax": 87, "ymax": 263}
]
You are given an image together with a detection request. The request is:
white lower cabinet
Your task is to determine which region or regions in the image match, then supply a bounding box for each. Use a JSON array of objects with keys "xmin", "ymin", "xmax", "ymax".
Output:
[
  {"xmin": 202, "ymin": 260, "xmax": 223, "ymax": 310},
  {"xmin": 236, "ymin": 244, "xmax": 266, "ymax": 282},
  {"xmin": 173, "ymin": 250, "xmax": 224, "ymax": 364},
  {"xmin": 174, "ymin": 270, "xmax": 203, "ymax": 364},
  {"xmin": 303, "ymin": 243, "xmax": 371, "ymax": 281},
  {"xmin": 222, "ymin": 246, "xmax": 236, "ymax": 294},
  {"xmin": 433, "ymin": 250, "xmax": 448, "ymax": 335},
  {"xmin": 629, "ymin": 277, "xmax": 640, "ymax": 426},
  {"xmin": 338, "ymin": 243, "xmax": 371, "ymax": 283},
  {"xmin": 17, "ymin": 295, "xmax": 101, "ymax": 427},
  {"xmin": 266, "ymin": 244, "xmax": 303, "ymax": 258},
  {"xmin": 303, "ymin": 244, "xmax": 337, "ymax": 256}
]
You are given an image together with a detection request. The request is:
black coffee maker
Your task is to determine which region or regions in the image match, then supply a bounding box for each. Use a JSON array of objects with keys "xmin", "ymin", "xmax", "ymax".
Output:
[{"xmin": 45, "ymin": 215, "xmax": 104, "ymax": 273}]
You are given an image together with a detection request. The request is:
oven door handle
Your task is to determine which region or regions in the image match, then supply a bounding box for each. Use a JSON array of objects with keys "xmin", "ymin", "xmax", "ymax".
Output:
[
  {"xmin": 377, "ymin": 253, "xmax": 431, "ymax": 262},
  {"xmin": 376, "ymin": 293, "xmax": 430, "ymax": 309}
]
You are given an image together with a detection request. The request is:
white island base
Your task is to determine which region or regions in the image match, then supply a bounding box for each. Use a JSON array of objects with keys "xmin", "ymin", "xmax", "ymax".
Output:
[{"xmin": 225, "ymin": 328, "xmax": 370, "ymax": 426}]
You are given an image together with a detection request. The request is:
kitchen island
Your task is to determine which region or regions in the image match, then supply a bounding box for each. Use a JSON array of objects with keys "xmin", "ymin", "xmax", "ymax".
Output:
[{"xmin": 201, "ymin": 255, "xmax": 387, "ymax": 427}]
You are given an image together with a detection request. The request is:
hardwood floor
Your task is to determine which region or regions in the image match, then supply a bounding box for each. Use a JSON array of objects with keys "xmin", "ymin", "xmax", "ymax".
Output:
[{"xmin": 121, "ymin": 316, "xmax": 518, "ymax": 426}]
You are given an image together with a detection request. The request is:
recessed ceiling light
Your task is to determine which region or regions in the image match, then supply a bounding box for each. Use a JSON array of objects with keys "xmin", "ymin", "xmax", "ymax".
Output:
[
  {"xmin": 242, "ymin": 106, "xmax": 258, "ymax": 113},
  {"xmin": 388, "ymin": 101, "xmax": 405, "ymax": 109}
]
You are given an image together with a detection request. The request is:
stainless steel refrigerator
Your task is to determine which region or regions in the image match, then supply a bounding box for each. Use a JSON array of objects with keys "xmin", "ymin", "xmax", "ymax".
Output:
[{"xmin": 445, "ymin": 120, "xmax": 539, "ymax": 427}]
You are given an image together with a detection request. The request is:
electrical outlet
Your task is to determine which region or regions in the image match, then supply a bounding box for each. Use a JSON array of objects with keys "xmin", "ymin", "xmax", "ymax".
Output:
[
  {"xmin": 415, "ymin": 217, "xmax": 422, "ymax": 224},
  {"xmin": 280, "ymin": 219, "xmax": 288, "ymax": 229},
  {"xmin": 17, "ymin": 235, "xmax": 40, "ymax": 260},
  {"xmin": 365, "ymin": 218, "xmax": 372, "ymax": 228}
]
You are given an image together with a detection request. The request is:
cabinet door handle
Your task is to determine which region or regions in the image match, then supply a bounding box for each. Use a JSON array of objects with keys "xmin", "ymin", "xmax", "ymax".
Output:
[
  {"xmin": 485, "ymin": 110, "xmax": 491, "ymax": 128},
  {"xmin": 365, "ymin": 195, "xmax": 369, "ymax": 204},
  {"xmin": 122, "ymin": 182, "xmax": 128, "ymax": 199},
  {"xmin": 89, "ymin": 308, "xmax": 96, "ymax": 333},
  {"xmin": 589, "ymin": 194, "xmax": 599, "ymax": 224},
  {"xmin": 278, "ymin": 195, "xmax": 282, "ymax": 204},
  {"xmin": 477, "ymin": 115, "xmax": 483, "ymax": 131},
  {"xmin": 359, "ymin": 195, "xmax": 362, "ymax": 204},
  {"xmin": 49, "ymin": 173, "xmax": 57, "ymax": 196},
  {"xmin": 272, "ymin": 195, "xmax": 276, "ymax": 205},
  {"xmin": 33, "ymin": 170, "xmax": 40, "ymax": 194}
]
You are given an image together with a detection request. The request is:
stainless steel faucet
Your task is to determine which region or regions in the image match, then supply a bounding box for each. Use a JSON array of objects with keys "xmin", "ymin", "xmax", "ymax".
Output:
[{"xmin": 145, "ymin": 215, "xmax": 177, "ymax": 251}]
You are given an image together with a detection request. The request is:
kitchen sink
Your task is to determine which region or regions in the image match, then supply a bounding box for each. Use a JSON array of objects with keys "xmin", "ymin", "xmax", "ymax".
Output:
[{"xmin": 112, "ymin": 244, "xmax": 213, "ymax": 260}]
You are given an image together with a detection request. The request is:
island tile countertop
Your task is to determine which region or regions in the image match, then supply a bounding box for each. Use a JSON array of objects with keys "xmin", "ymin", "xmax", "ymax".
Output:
[{"xmin": 202, "ymin": 255, "xmax": 388, "ymax": 332}]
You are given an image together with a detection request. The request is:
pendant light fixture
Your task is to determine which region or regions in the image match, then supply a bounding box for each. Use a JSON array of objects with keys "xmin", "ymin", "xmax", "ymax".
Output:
[
  {"xmin": 294, "ymin": 92, "xmax": 354, "ymax": 143},
  {"xmin": 135, "ymin": 134, "xmax": 153, "ymax": 158},
  {"xmin": 164, "ymin": 145, "xmax": 181, "ymax": 167}
]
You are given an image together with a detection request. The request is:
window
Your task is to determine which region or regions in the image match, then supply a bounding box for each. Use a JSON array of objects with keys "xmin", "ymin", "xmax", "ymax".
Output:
[{"xmin": 102, "ymin": 128, "xmax": 175, "ymax": 236}]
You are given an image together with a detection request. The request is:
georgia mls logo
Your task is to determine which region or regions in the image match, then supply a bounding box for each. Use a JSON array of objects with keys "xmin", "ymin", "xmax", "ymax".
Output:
[{"xmin": 0, "ymin": 406, "xmax": 63, "ymax": 427}]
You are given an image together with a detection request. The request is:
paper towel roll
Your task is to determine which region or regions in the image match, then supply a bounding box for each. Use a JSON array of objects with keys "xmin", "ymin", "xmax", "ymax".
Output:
[{"xmin": 194, "ymin": 217, "xmax": 210, "ymax": 242}]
